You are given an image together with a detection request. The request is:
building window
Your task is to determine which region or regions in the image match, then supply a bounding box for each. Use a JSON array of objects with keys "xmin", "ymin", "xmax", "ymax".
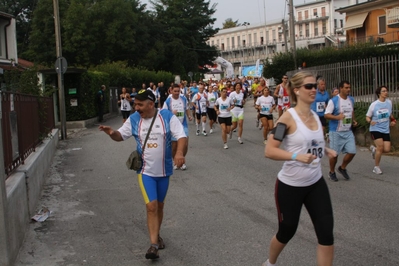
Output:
[
  {"xmin": 305, "ymin": 23, "xmax": 309, "ymax": 37},
  {"xmin": 299, "ymin": 24, "xmax": 303, "ymax": 36},
  {"xmin": 231, "ymin": 37, "xmax": 235, "ymax": 48},
  {"xmin": 216, "ymin": 40, "xmax": 219, "ymax": 47},
  {"xmin": 266, "ymin": 31, "xmax": 269, "ymax": 43},
  {"xmin": 260, "ymin": 36, "xmax": 264, "ymax": 45},
  {"xmin": 221, "ymin": 43, "xmax": 224, "ymax": 50},
  {"xmin": 305, "ymin": 10, "xmax": 309, "ymax": 19},
  {"xmin": 254, "ymin": 33, "xmax": 257, "ymax": 45},
  {"xmin": 211, "ymin": 40, "xmax": 214, "ymax": 46},
  {"xmin": 298, "ymin": 11, "xmax": 302, "ymax": 21},
  {"xmin": 321, "ymin": 7, "xmax": 326, "ymax": 17},
  {"xmin": 314, "ymin": 26, "xmax": 318, "ymax": 37},
  {"xmin": 334, "ymin": 19, "xmax": 337, "ymax": 29},
  {"xmin": 322, "ymin": 20, "xmax": 327, "ymax": 35},
  {"xmin": 237, "ymin": 36, "xmax": 241, "ymax": 47},
  {"xmin": 243, "ymin": 40, "xmax": 246, "ymax": 47},
  {"xmin": 272, "ymin": 29, "xmax": 276, "ymax": 41},
  {"xmin": 340, "ymin": 19, "xmax": 343, "ymax": 28},
  {"xmin": 378, "ymin": 16, "xmax": 386, "ymax": 34},
  {"xmin": 226, "ymin": 37, "xmax": 230, "ymax": 49},
  {"xmin": 248, "ymin": 34, "xmax": 252, "ymax": 46},
  {"xmin": 313, "ymin": 8, "xmax": 318, "ymax": 17}
]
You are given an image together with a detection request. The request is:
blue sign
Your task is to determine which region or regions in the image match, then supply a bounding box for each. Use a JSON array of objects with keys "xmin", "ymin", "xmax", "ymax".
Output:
[{"xmin": 242, "ymin": 65, "xmax": 263, "ymax": 77}]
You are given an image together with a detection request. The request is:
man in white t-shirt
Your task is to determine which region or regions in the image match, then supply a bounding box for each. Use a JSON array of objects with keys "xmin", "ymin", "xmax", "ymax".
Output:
[
  {"xmin": 324, "ymin": 80, "xmax": 358, "ymax": 182},
  {"xmin": 99, "ymin": 89, "xmax": 186, "ymax": 260},
  {"xmin": 191, "ymin": 83, "xmax": 209, "ymax": 136}
]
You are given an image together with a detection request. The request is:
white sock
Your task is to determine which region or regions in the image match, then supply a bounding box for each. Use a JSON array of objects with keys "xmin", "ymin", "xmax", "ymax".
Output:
[
  {"xmin": 202, "ymin": 122, "xmax": 206, "ymax": 131},
  {"xmin": 267, "ymin": 259, "xmax": 275, "ymax": 266}
]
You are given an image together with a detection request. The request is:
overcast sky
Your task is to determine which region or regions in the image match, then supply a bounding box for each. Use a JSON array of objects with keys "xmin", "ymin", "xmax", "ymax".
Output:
[{"xmin": 140, "ymin": 0, "xmax": 308, "ymax": 28}]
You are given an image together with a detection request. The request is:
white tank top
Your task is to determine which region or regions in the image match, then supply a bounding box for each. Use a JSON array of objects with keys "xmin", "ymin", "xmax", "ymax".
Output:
[{"xmin": 277, "ymin": 108, "xmax": 325, "ymax": 187}]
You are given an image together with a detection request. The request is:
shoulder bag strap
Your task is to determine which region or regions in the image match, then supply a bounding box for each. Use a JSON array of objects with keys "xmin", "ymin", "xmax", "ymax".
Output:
[{"xmin": 141, "ymin": 109, "xmax": 158, "ymax": 154}]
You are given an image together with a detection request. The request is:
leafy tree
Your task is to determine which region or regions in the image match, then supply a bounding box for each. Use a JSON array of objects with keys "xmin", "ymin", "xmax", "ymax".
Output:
[
  {"xmin": 21, "ymin": 0, "xmax": 68, "ymax": 65},
  {"xmin": 63, "ymin": 0, "xmax": 141, "ymax": 66},
  {"xmin": 223, "ymin": 18, "xmax": 239, "ymax": 29},
  {"xmin": 147, "ymin": 0, "xmax": 219, "ymax": 74}
]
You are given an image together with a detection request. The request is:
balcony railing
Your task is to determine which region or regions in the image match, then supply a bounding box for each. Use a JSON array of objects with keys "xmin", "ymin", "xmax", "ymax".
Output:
[
  {"xmin": 387, "ymin": 7, "xmax": 399, "ymax": 27},
  {"xmin": 296, "ymin": 13, "xmax": 329, "ymax": 24},
  {"xmin": 349, "ymin": 31, "xmax": 399, "ymax": 45}
]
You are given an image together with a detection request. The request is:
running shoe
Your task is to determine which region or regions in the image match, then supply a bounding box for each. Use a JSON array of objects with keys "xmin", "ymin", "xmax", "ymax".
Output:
[
  {"xmin": 373, "ymin": 166, "xmax": 382, "ymax": 175},
  {"xmin": 173, "ymin": 165, "xmax": 178, "ymax": 170},
  {"xmin": 329, "ymin": 172, "xmax": 338, "ymax": 182},
  {"xmin": 256, "ymin": 119, "xmax": 259, "ymax": 128},
  {"xmin": 229, "ymin": 130, "xmax": 233, "ymax": 139},
  {"xmin": 262, "ymin": 259, "xmax": 272, "ymax": 266},
  {"xmin": 238, "ymin": 137, "xmax": 243, "ymax": 144},
  {"xmin": 223, "ymin": 143, "xmax": 228, "ymax": 149},
  {"xmin": 263, "ymin": 139, "xmax": 267, "ymax": 145},
  {"xmin": 196, "ymin": 130, "xmax": 200, "ymax": 136},
  {"xmin": 337, "ymin": 166, "xmax": 350, "ymax": 180},
  {"xmin": 180, "ymin": 164, "xmax": 187, "ymax": 170},
  {"xmin": 370, "ymin": 145, "xmax": 376, "ymax": 159},
  {"xmin": 210, "ymin": 129, "xmax": 213, "ymax": 134},
  {"xmin": 158, "ymin": 235, "xmax": 165, "ymax": 249},
  {"xmin": 145, "ymin": 246, "xmax": 159, "ymax": 260},
  {"xmin": 259, "ymin": 125, "xmax": 263, "ymax": 130},
  {"xmin": 233, "ymin": 129, "xmax": 237, "ymax": 132},
  {"xmin": 203, "ymin": 130, "xmax": 207, "ymax": 136}
]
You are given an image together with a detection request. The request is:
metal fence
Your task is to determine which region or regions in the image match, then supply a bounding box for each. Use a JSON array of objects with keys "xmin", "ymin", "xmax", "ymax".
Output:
[
  {"xmin": 1, "ymin": 91, "xmax": 55, "ymax": 178},
  {"xmin": 287, "ymin": 54, "xmax": 399, "ymax": 115}
]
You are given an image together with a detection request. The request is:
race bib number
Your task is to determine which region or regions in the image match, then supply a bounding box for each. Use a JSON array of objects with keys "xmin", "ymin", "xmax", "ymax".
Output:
[
  {"xmin": 305, "ymin": 139, "xmax": 324, "ymax": 168},
  {"xmin": 261, "ymin": 104, "xmax": 271, "ymax": 113},
  {"xmin": 340, "ymin": 107, "xmax": 352, "ymax": 131},
  {"xmin": 316, "ymin": 102, "xmax": 325, "ymax": 112},
  {"xmin": 377, "ymin": 108, "xmax": 389, "ymax": 122},
  {"xmin": 200, "ymin": 102, "xmax": 207, "ymax": 110},
  {"xmin": 220, "ymin": 104, "xmax": 228, "ymax": 111},
  {"xmin": 283, "ymin": 96, "xmax": 289, "ymax": 104}
]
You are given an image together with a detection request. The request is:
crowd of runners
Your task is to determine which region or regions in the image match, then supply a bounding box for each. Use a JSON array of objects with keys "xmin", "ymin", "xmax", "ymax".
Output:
[{"xmin": 104, "ymin": 71, "xmax": 396, "ymax": 264}]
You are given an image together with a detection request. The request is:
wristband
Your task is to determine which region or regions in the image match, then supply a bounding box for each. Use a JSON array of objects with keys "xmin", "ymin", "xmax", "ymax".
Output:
[{"xmin": 291, "ymin": 153, "xmax": 298, "ymax": 161}]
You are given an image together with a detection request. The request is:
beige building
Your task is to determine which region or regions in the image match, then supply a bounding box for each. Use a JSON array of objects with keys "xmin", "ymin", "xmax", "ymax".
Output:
[{"xmin": 208, "ymin": 0, "xmax": 357, "ymax": 75}]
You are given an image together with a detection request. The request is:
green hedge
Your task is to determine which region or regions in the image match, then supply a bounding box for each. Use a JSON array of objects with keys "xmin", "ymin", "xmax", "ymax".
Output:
[
  {"xmin": 91, "ymin": 61, "xmax": 175, "ymax": 89},
  {"xmin": 263, "ymin": 43, "xmax": 399, "ymax": 81},
  {"xmin": 65, "ymin": 71, "xmax": 110, "ymax": 121}
]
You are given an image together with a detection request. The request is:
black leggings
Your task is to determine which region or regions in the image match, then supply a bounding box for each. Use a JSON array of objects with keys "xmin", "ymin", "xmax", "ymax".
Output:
[{"xmin": 274, "ymin": 177, "xmax": 334, "ymax": 246}]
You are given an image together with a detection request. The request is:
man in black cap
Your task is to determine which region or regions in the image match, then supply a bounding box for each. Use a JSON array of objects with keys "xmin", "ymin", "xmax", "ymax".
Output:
[{"xmin": 99, "ymin": 89, "xmax": 187, "ymax": 260}]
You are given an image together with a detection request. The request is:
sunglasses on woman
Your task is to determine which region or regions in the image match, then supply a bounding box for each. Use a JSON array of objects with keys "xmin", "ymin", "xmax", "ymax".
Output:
[{"xmin": 301, "ymin": 83, "xmax": 317, "ymax": 90}]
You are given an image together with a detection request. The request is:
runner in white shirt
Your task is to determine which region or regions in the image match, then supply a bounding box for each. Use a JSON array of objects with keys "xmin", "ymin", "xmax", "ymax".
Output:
[
  {"xmin": 163, "ymin": 84, "xmax": 193, "ymax": 170},
  {"xmin": 207, "ymin": 85, "xmax": 219, "ymax": 134},
  {"xmin": 99, "ymin": 89, "xmax": 186, "ymax": 260},
  {"xmin": 214, "ymin": 87, "xmax": 234, "ymax": 149},
  {"xmin": 229, "ymin": 82, "xmax": 246, "ymax": 144},
  {"xmin": 118, "ymin": 87, "xmax": 132, "ymax": 123},
  {"xmin": 255, "ymin": 87, "xmax": 276, "ymax": 144},
  {"xmin": 191, "ymin": 83, "xmax": 209, "ymax": 136}
]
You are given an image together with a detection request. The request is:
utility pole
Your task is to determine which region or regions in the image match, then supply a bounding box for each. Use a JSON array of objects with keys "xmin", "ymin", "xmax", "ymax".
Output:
[
  {"xmin": 288, "ymin": 0, "xmax": 297, "ymax": 69},
  {"xmin": 53, "ymin": 0, "xmax": 67, "ymax": 139},
  {"xmin": 282, "ymin": 19, "xmax": 289, "ymax": 53}
]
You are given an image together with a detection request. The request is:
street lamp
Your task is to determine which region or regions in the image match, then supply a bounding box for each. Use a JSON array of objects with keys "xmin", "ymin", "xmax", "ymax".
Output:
[{"xmin": 241, "ymin": 22, "xmax": 250, "ymax": 76}]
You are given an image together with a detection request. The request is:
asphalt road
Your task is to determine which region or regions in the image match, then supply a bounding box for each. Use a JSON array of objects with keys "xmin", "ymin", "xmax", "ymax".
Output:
[{"xmin": 16, "ymin": 105, "xmax": 399, "ymax": 266}]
